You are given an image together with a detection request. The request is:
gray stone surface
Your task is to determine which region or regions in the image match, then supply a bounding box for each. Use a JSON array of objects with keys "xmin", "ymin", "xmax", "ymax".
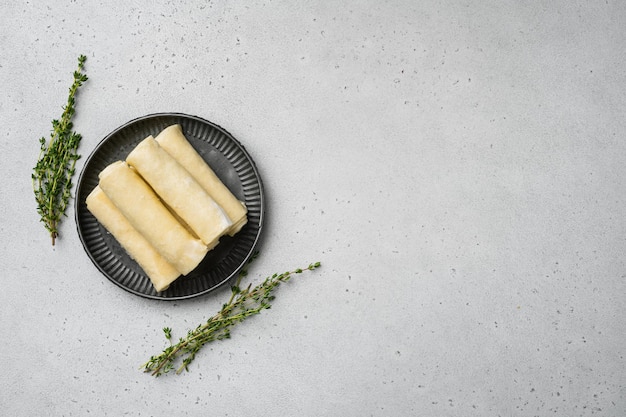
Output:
[{"xmin": 1, "ymin": 1, "xmax": 625, "ymax": 415}]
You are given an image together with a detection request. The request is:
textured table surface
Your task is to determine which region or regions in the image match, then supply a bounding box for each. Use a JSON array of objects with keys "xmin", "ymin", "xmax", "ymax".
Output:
[{"xmin": 1, "ymin": 1, "xmax": 625, "ymax": 416}]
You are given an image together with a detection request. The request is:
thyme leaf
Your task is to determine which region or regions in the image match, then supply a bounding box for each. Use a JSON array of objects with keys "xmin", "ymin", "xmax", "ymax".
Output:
[
  {"xmin": 32, "ymin": 54, "xmax": 88, "ymax": 245},
  {"xmin": 142, "ymin": 253, "xmax": 322, "ymax": 376}
]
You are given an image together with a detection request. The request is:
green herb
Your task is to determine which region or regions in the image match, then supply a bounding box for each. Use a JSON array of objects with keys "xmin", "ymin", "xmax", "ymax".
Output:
[
  {"xmin": 142, "ymin": 253, "xmax": 322, "ymax": 376},
  {"xmin": 32, "ymin": 54, "xmax": 88, "ymax": 245}
]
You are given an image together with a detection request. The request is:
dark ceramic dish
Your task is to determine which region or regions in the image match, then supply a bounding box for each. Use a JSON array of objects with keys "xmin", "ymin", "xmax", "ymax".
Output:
[{"xmin": 75, "ymin": 113, "xmax": 264, "ymax": 300}]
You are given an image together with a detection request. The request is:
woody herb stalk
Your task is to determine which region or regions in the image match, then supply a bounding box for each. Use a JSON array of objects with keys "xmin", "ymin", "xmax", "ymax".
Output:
[
  {"xmin": 142, "ymin": 253, "xmax": 321, "ymax": 376},
  {"xmin": 32, "ymin": 55, "xmax": 88, "ymax": 245}
]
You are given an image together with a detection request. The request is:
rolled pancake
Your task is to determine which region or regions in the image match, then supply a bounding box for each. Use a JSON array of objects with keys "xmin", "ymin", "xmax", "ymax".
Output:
[
  {"xmin": 126, "ymin": 136, "xmax": 232, "ymax": 248},
  {"xmin": 86, "ymin": 186, "xmax": 181, "ymax": 292},
  {"xmin": 155, "ymin": 124, "xmax": 248, "ymax": 236},
  {"xmin": 98, "ymin": 161, "xmax": 208, "ymax": 275}
]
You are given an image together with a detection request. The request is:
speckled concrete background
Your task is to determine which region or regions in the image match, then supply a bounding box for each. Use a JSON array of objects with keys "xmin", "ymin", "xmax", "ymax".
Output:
[{"xmin": 1, "ymin": 1, "xmax": 625, "ymax": 416}]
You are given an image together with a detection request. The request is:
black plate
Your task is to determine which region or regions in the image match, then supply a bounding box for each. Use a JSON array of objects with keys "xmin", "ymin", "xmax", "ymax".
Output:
[{"xmin": 75, "ymin": 113, "xmax": 264, "ymax": 300}]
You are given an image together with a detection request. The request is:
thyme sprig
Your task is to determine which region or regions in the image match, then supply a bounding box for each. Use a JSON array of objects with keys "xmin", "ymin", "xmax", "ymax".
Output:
[
  {"xmin": 142, "ymin": 254, "xmax": 321, "ymax": 376},
  {"xmin": 32, "ymin": 55, "xmax": 88, "ymax": 245}
]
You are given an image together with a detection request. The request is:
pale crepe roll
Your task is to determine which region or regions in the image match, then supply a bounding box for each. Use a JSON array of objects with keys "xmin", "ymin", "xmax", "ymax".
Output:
[
  {"xmin": 98, "ymin": 160, "xmax": 208, "ymax": 275},
  {"xmin": 86, "ymin": 186, "xmax": 181, "ymax": 292},
  {"xmin": 126, "ymin": 136, "xmax": 232, "ymax": 248},
  {"xmin": 155, "ymin": 124, "xmax": 248, "ymax": 236}
]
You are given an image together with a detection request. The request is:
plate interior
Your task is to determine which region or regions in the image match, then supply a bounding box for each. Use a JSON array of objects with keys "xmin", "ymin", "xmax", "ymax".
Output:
[{"xmin": 75, "ymin": 113, "xmax": 264, "ymax": 300}]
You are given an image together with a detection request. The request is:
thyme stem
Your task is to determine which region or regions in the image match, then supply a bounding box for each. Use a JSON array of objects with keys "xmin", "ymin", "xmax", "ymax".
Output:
[
  {"xmin": 142, "ymin": 254, "xmax": 321, "ymax": 376},
  {"xmin": 32, "ymin": 55, "xmax": 88, "ymax": 245}
]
